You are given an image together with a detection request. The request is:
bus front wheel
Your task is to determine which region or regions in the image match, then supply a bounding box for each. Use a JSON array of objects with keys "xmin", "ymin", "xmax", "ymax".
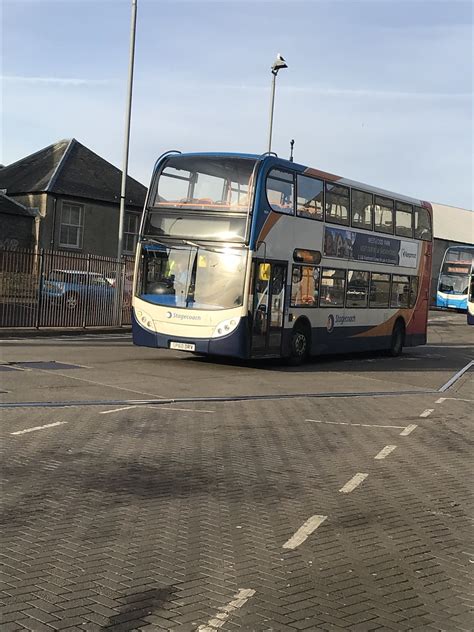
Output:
[
  {"xmin": 388, "ymin": 320, "xmax": 405, "ymax": 357},
  {"xmin": 288, "ymin": 323, "xmax": 310, "ymax": 366}
]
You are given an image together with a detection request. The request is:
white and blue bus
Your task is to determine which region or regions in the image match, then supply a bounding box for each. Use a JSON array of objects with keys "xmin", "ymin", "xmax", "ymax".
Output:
[
  {"xmin": 436, "ymin": 246, "xmax": 474, "ymax": 311},
  {"xmin": 467, "ymin": 269, "xmax": 474, "ymax": 325},
  {"xmin": 132, "ymin": 152, "xmax": 433, "ymax": 364}
]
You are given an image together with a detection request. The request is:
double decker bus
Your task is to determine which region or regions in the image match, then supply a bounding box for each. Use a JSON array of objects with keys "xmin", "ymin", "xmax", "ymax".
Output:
[
  {"xmin": 436, "ymin": 246, "xmax": 474, "ymax": 311},
  {"xmin": 132, "ymin": 151, "xmax": 433, "ymax": 364}
]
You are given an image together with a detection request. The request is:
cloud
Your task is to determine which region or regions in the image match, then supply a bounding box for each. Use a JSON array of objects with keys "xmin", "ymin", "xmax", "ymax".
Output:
[
  {"xmin": 216, "ymin": 83, "xmax": 472, "ymax": 101},
  {"xmin": 2, "ymin": 75, "xmax": 114, "ymax": 87}
]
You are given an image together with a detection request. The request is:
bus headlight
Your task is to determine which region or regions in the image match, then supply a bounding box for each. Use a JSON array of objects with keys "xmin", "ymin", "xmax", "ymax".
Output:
[
  {"xmin": 135, "ymin": 308, "xmax": 155, "ymax": 331},
  {"xmin": 212, "ymin": 317, "xmax": 239, "ymax": 338}
]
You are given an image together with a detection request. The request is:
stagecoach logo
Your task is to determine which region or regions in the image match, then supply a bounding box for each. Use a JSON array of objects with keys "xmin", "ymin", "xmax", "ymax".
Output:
[
  {"xmin": 326, "ymin": 314, "xmax": 335, "ymax": 333},
  {"xmin": 327, "ymin": 314, "xmax": 357, "ymax": 332},
  {"xmin": 166, "ymin": 311, "xmax": 201, "ymax": 321}
]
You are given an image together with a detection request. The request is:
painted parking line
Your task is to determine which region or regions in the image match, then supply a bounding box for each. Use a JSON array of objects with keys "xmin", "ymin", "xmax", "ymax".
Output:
[
  {"xmin": 400, "ymin": 424, "xmax": 418, "ymax": 436},
  {"xmin": 197, "ymin": 588, "xmax": 256, "ymax": 631},
  {"xmin": 374, "ymin": 445, "xmax": 397, "ymax": 460},
  {"xmin": 307, "ymin": 419, "xmax": 406, "ymax": 429},
  {"xmin": 339, "ymin": 473, "xmax": 368, "ymax": 494},
  {"xmin": 11, "ymin": 421, "xmax": 68, "ymax": 435},
  {"xmin": 282, "ymin": 515, "xmax": 328, "ymax": 550},
  {"xmin": 419, "ymin": 409, "xmax": 434, "ymax": 418}
]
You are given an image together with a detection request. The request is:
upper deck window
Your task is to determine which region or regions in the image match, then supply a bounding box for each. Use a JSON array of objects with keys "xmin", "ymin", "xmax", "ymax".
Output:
[
  {"xmin": 351, "ymin": 190, "xmax": 373, "ymax": 230},
  {"xmin": 414, "ymin": 206, "xmax": 432, "ymax": 241},
  {"xmin": 395, "ymin": 202, "xmax": 413, "ymax": 238},
  {"xmin": 325, "ymin": 184, "xmax": 350, "ymax": 226},
  {"xmin": 374, "ymin": 196, "xmax": 394, "ymax": 234},
  {"xmin": 151, "ymin": 156, "xmax": 256, "ymax": 212},
  {"xmin": 266, "ymin": 169, "xmax": 295, "ymax": 214},
  {"xmin": 296, "ymin": 174, "xmax": 323, "ymax": 220}
]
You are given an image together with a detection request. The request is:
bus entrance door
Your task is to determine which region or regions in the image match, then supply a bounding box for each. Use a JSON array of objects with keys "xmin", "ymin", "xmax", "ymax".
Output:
[{"xmin": 251, "ymin": 261, "xmax": 287, "ymax": 356}]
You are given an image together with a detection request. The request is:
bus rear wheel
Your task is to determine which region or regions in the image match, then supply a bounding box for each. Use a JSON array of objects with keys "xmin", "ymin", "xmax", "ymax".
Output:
[
  {"xmin": 388, "ymin": 320, "xmax": 405, "ymax": 357},
  {"xmin": 288, "ymin": 324, "xmax": 310, "ymax": 366}
]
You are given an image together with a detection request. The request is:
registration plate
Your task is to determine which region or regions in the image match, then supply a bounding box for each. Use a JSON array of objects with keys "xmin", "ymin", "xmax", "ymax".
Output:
[{"xmin": 170, "ymin": 341, "xmax": 195, "ymax": 352}]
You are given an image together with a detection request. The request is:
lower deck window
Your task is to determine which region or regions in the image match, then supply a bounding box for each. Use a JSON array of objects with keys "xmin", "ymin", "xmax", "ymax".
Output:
[
  {"xmin": 391, "ymin": 275, "xmax": 410, "ymax": 308},
  {"xmin": 346, "ymin": 270, "xmax": 369, "ymax": 307},
  {"xmin": 291, "ymin": 265, "xmax": 320, "ymax": 307},
  {"xmin": 369, "ymin": 273, "xmax": 390, "ymax": 307},
  {"xmin": 409, "ymin": 276, "xmax": 419, "ymax": 307},
  {"xmin": 320, "ymin": 268, "xmax": 346, "ymax": 306}
]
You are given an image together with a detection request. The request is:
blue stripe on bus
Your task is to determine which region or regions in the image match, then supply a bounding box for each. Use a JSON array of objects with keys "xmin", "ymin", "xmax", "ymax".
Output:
[{"xmin": 436, "ymin": 293, "xmax": 467, "ymax": 310}]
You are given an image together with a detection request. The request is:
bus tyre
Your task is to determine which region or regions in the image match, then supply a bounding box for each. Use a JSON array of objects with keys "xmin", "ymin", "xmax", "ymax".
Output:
[
  {"xmin": 288, "ymin": 324, "xmax": 309, "ymax": 366},
  {"xmin": 388, "ymin": 320, "xmax": 405, "ymax": 357}
]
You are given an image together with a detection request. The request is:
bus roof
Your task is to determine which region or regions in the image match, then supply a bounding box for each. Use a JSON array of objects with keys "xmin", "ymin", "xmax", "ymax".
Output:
[{"xmin": 173, "ymin": 151, "xmax": 431, "ymax": 210}]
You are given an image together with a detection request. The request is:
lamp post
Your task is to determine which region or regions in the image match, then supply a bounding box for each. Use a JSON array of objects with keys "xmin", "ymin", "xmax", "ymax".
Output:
[
  {"xmin": 267, "ymin": 53, "xmax": 288, "ymax": 153},
  {"xmin": 117, "ymin": 0, "xmax": 138, "ymax": 260}
]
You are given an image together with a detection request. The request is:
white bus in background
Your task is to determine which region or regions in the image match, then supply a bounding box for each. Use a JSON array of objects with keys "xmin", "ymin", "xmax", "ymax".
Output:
[
  {"xmin": 467, "ymin": 268, "xmax": 474, "ymax": 325},
  {"xmin": 436, "ymin": 246, "xmax": 474, "ymax": 311}
]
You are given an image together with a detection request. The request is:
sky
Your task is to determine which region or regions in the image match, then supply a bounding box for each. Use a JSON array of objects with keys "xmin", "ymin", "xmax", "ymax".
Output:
[{"xmin": 2, "ymin": 0, "xmax": 473, "ymax": 209}]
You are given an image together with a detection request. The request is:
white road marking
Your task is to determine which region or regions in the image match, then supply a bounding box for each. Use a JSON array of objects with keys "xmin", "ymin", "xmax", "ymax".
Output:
[
  {"xmin": 282, "ymin": 515, "xmax": 328, "ymax": 550},
  {"xmin": 197, "ymin": 588, "xmax": 256, "ymax": 631},
  {"xmin": 307, "ymin": 419, "xmax": 405, "ymax": 429},
  {"xmin": 32, "ymin": 367, "xmax": 166, "ymax": 400},
  {"xmin": 400, "ymin": 424, "xmax": 418, "ymax": 436},
  {"xmin": 436, "ymin": 397, "xmax": 473, "ymax": 403},
  {"xmin": 420, "ymin": 409, "xmax": 434, "ymax": 417},
  {"xmin": 436, "ymin": 398, "xmax": 446, "ymax": 404},
  {"xmin": 11, "ymin": 421, "xmax": 68, "ymax": 435},
  {"xmin": 100, "ymin": 406, "xmax": 139, "ymax": 414},
  {"xmin": 339, "ymin": 473, "xmax": 368, "ymax": 493},
  {"xmin": 438, "ymin": 360, "xmax": 474, "ymax": 393},
  {"xmin": 374, "ymin": 445, "xmax": 397, "ymax": 460},
  {"xmin": 152, "ymin": 406, "xmax": 215, "ymax": 413},
  {"xmin": 100, "ymin": 405, "xmax": 214, "ymax": 415}
]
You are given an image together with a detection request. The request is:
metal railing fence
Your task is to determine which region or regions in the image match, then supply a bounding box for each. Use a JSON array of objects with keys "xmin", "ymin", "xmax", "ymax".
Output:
[{"xmin": 0, "ymin": 248, "xmax": 135, "ymax": 329}]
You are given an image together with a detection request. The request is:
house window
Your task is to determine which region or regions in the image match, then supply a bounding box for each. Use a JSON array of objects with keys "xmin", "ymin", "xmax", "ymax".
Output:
[
  {"xmin": 59, "ymin": 202, "xmax": 84, "ymax": 248},
  {"xmin": 124, "ymin": 212, "xmax": 140, "ymax": 254}
]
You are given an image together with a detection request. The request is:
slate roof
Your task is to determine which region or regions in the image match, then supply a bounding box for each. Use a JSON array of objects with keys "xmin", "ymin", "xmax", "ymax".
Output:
[
  {"xmin": 0, "ymin": 139, "xmax": 147, "ymax": 208},
  {"xmin": 0, "ymin": 192, "xmax": 38, "ymax": 217}
]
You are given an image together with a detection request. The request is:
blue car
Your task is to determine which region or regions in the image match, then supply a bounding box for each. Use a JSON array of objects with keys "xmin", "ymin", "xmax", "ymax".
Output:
[{"xmin": 42, "ymin": 270, "xmax": 115, "ymax": 310}]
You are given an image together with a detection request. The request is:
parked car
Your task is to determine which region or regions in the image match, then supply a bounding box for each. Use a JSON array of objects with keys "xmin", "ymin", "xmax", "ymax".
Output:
[
  {"xmin": 104, "ymin": 271, "xmax": 134, "ymax": 307},
  {"xmin": 41, "ymin": 270, "xmax": 115, "ymax": 310}
]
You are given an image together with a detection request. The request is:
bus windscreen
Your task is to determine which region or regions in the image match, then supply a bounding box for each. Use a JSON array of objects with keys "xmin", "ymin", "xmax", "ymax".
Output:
[{"xmin": 150, "ymin": 156, "xmax": 257, "ymax": 212}]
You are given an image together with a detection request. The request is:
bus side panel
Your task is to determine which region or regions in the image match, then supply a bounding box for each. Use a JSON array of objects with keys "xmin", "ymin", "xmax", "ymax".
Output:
[{"xmin": 405, "ymin": 240, "xmax": 431, "ymax": 344}]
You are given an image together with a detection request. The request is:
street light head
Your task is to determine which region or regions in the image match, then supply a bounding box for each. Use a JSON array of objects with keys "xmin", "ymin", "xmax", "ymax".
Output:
[{"xmin": 271, "ymin": 53, "xmax": 288, "ymax": 75}]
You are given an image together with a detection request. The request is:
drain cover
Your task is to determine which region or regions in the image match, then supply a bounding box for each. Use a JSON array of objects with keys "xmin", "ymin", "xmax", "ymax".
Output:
[{"xmin": 5, "ymin": 362, "xmax": 83, "ymax": 371}]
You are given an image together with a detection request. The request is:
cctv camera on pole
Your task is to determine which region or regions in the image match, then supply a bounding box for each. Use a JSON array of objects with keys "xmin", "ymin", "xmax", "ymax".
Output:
[{"xmin": 268, "ymin": 54, "xmax": 288, "ymax": 153}]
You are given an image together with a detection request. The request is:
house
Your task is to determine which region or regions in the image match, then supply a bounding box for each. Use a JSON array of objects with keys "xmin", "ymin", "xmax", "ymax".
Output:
[
  {"xmin": 0, "ymin": 191, "xmax": 39, "ymax": 250},
  {"xmin": 0, "ymin": 139, "xmax": 147, "ymax": 257}
]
